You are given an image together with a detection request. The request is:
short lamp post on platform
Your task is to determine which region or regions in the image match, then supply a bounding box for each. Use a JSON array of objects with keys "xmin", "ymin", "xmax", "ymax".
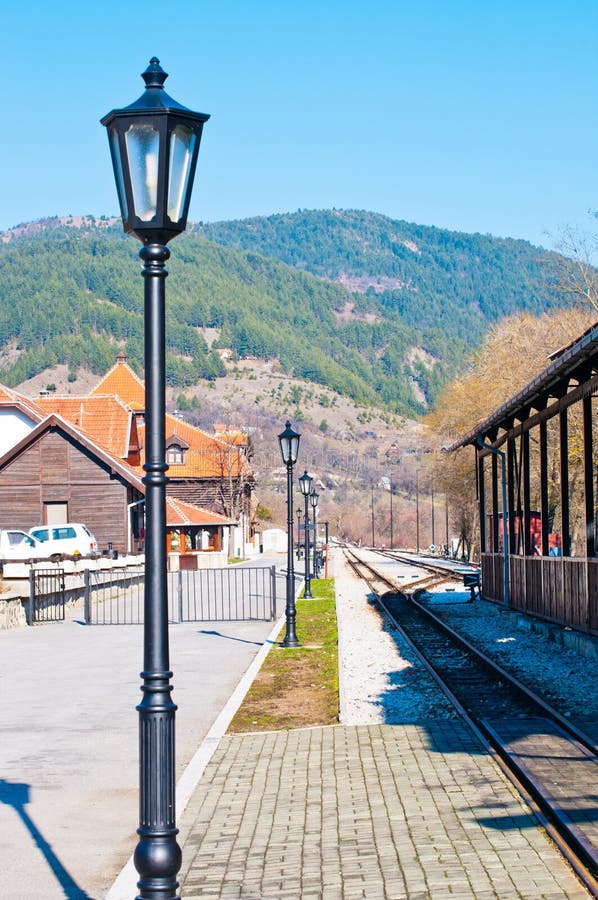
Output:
[
  {"xmin": 310, "ymin": 489, "xmax": 319, "ymax": 579},
  {"xmin": 278, "ymin": 421, "xmax": 301, "ymax": 647},
  {"xmin": 102, "ymin": 58, "xmax": 209, "ymax": 900},
  {"xmin": 298, "ymin": 470, "xmax": 313, "ymax": 598}
]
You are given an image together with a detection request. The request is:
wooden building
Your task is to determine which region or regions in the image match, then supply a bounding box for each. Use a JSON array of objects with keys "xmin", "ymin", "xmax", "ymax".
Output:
[
  {"xmin": 0, "ymin": 414, "xmax": 144, "ymax": 551},
  {"xmin": 0, "ymin": 355, "xmax": 253, "ymax": 558},
  {"xmin": 448, "ymin": 322, "xmax": 598, "ymax": 636}
]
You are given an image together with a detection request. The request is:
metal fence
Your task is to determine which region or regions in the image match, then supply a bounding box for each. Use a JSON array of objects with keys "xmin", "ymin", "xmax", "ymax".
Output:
[
  {"xmin": 83, "ymin": 564, "xmax": 278, "ymax": 625},
  {"xmin": 84, "ymin": 565, "xmax": 147, "ymax": 625},
  {"xmin": 173, "ymin": 565, "xmax": 278, "ymax": 622},
  {"xmin": 28, "ymin": 568, "xmax": 66, "ymax": 624}
]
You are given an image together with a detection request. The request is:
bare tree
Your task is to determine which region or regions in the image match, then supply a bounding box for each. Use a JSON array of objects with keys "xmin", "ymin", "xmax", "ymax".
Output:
[{"xmin": 553, "ymin": 216, "xmax": 598, "ymax": 311}]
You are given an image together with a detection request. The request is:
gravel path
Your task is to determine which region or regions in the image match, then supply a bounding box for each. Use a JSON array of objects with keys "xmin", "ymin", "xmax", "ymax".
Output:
[
  {"xmin": 335, "ymin": 554, "xmax": 458, "ymax": 724},
  {"xmin": 335, "ymin": 549, "xmax": 598, "ymax": 735}
]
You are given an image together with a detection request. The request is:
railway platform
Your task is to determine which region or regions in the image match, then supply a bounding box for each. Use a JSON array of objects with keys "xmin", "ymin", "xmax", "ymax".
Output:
[
  {"xmin": 173, "ymin": 553, "xmax": 591, "ymax": 899},
  {"xmin": 177, "ymin": 721, "xmax": 588, "ymax": 899}
]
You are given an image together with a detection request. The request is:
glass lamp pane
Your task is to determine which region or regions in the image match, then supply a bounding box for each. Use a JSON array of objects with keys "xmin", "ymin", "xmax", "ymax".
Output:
[
  {"xmin": 289, "ymin": 435, "xmax": 299, "ymax": 463},
  {"xmin": 125, "ymin": 124, "xmax": 160, "ymax": 221},
  {"xmin": 299, "ymin": 472, "xmax": 313, "ymax": 495},
  {"xmin": 109, "ymin": 129, "xmax": 128, "ymax": 220},
  {"xmin": 168, "ymin": 125, "xmax": 196, "ymax": 222}
]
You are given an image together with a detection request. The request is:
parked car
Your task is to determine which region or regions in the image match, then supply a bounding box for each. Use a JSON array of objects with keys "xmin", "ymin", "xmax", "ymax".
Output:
[
  {"xmin": 0, "ymin": 529, "xmax": 47, "ymax": 561},
  {"xmin": 28, "ymin": 523, "xmax": 98, "ymax": 559}
]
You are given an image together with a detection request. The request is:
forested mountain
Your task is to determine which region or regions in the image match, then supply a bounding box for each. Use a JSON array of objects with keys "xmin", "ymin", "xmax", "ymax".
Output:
[
  {"xmin": 0, "ymin": 211, "xmax": 569, "ymax": 417},
  {"xmin": 196, "ymin": 210, "xmax": 564, "ymax": 347}
]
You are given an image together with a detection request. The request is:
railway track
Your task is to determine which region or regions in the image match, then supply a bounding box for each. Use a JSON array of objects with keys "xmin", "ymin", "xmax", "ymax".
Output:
[{"xmin": 345, "ymin": 548, "xmax": 598, "ymax": 897}]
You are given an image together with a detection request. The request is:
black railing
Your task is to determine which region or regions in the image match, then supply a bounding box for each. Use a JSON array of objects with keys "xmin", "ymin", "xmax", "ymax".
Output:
[
  {"xmin": 28, "ymin": 569, "xmax": 66, "ymax": 624},
  {"xmin": 83, "ymin": 564, "xmax": 279, "ymax": 625}
]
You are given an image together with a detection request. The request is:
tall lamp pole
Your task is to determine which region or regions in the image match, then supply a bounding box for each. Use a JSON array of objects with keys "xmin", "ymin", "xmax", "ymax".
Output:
[
  {"xmin": 298, "ymin": 470, "xmax": 313, "ymax": 598},
  {"xmin": 102, "ymin": 58, "xmax": 209, "ymax": 900},
  {"xmin": 431, "ymin": 480, "xmax": 435, "ymax": 548},
  {"xmin": 416, "ymin": 469, "xmax": 420, "ymax": 553},
  {"xmin": 390, "ymin": 481, "xmax": 394, "ymax": 550},
  {"xmin": 278, "ymin": 421, "xmax": 301, "ymax": 647},
  {"xmin": 371, "ymin": 484, "xmax": 375, "ymax": 547}
]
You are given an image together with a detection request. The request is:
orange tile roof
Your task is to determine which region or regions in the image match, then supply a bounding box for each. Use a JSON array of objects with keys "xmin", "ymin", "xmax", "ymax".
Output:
[
  {"xmin": 166, "ymin": 497, "xmax": 235, "ymax": 526},
  {"xmin": 36, "ymin": 395, "xmax": 133, "ymax": 459},
  {"xmin": 213, "ymin": 425, "xmax": 249, "ymax": 447},
  {"xmin": 0, "ymin": 356, "xmax": 247, "ymax": 483},
  {"xmin": 0, "ymin": 385, "xmax": 46, "ymax": 419},
  {"xmin": 90, "ymin": 357, "xmax": 146, "ymax": 409},
  {"xmin": 135, "ymin": 414, "xmax": 247, "ymax": 478}
]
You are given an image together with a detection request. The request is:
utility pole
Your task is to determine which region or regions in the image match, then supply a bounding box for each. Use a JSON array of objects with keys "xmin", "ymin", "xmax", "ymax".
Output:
[
  {"xmin": 416, "ymin": 470, "xmax": 420, "ymax": 552},
  {"xmin": 390, "ymin": 481, "xmax": 394, "ymax": 550},
  {"xmin": 371, "ymin": 484, "xmax": 375, "ymax": 547}
]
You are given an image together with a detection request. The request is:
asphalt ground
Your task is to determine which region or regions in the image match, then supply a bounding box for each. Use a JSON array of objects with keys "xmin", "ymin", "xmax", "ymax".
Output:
[{"xmin": 0, "ymin": 557, "xmax": 286, "ymax": 900}]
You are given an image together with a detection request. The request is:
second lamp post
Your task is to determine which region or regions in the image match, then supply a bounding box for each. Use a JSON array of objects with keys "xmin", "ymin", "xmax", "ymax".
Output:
[
  {"xmin": 310, "ymin": 488, "xmax": 319, "ymax": 578},
  {"xmin": 299, "ymin": 470, "xmax": 313, "ymax": 598},
  {"xmin": 278, "ymin": 421, "xmax": 301, "ymax": 647}
]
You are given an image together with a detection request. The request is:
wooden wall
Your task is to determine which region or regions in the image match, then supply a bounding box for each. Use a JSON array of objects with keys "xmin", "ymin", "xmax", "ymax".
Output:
[
  {"xmin": 482, "ymin": 552, "xmax": 598, "ymax": 637},
  {"xmin": 0, "ymin": 428, "xmax": 140, "ymax": 552}
]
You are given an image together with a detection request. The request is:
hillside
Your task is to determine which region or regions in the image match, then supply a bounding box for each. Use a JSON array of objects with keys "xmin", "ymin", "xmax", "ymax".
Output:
[
  {"xmin": 195, "ymin": 209, "xmax": 565, "ymax": 346},
  {"xmin": 0, "ymin": 211, "xmax": 570, "ymax": 420}
]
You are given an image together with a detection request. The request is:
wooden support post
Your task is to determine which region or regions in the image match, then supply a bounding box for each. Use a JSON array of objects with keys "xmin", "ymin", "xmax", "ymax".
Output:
[
  {"xmin": 491, "ymin": 453, "xmax": 499, "ymax": 553},
  {"xmin": 583, "ymin": 395, "xmax": 594, "ymax": 558},
  {"xmin": 522, "ymin": 429, "xmax": 531, "ymax": 556},
  {"xmin": 560, "ymin": 408, "xmax": 571, "ymax": 557},
  {"xmin": 540, "ymin": 419, "xmax": 549, "ymax": 557}
]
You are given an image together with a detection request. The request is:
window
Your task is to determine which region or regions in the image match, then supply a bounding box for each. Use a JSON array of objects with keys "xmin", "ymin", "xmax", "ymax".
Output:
[
  {"xmin": 53, "ymin": 527, "xmax": 76, "ymax": 540},
  {"xmin": 8, "ymin": 532, "xmax": 34, "ymax": 547},
  {"xmin": 167, "ymin": 444, "xmax": 185, "ymax": 465}
]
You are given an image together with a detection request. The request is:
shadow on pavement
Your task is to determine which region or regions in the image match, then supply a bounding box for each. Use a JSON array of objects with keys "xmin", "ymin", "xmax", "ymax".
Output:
[
  {"xmin": 198, "ymin": 629, "xmax": 264, "ymax": 646},
  {"xmin": 0, "ymin": 778, "xmax": 91, "ymax": 899}
]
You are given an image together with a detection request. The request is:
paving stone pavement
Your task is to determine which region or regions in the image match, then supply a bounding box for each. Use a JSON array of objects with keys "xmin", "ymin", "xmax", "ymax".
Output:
[{"xmin": 177, "ymin": 720, "xmax": 590, "ymax": 899}]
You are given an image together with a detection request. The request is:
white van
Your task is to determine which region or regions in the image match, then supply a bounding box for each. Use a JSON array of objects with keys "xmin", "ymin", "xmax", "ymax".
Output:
[
  {"xmin": 0, "ymin": 529, "xmax": 46, "ymax": 561},
  {"xmin": 28, "ymin": 523, "xmax": 98, "ymax": 558}
]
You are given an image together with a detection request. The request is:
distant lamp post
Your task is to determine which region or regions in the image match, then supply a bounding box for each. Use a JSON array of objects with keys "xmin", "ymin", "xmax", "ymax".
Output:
[
  {"xmin": 296, "ymin": 507, "xmax": 302, "ymax": 555},
  {"xmin": 310, "ymin": 489, "xmax": 319, "ymax": 578},
  {"xmin": 278, "ymin": 421, "xmax": 301, "ymax": 647},
  {"xmin": 102, "ymin": 58, "xmax": 209, "ymax": 900},
  {"xmin": 298, "ymin": 470, "xmax": 313, "ymax": 598}
]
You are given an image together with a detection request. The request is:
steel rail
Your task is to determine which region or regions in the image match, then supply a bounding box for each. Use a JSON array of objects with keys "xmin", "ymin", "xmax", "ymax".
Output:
[{"xmin": 345, "ymin": 548, "xmax": 598, "ymax": 896}]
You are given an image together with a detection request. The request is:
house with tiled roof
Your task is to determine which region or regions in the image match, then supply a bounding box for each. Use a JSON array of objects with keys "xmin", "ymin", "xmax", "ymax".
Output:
[
  {"xmin": 90, "ymin": 350, "xmax": 146, "ymax": 409},
  {"xmin": 0, "ymin": 355, "xmax": 254, "ymax": 563},
  {"xmin": 0, "ymin": 385, "xmax": 46, "ymax": 457},
  {"xmin": 0, "ymin": 409, "xmax": 145, "ymax": 553}
]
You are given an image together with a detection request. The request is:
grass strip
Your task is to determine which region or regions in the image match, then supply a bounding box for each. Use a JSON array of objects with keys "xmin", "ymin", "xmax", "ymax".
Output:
[{"xmin": 227, "ymin": 578, "xmax": 338, "ymax": 732}]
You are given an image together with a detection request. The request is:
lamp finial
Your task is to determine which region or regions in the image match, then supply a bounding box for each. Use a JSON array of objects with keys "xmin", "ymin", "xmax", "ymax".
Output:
[{"xmin": 142, "ymin": 58, "xmax": 169, "ymax": 89}]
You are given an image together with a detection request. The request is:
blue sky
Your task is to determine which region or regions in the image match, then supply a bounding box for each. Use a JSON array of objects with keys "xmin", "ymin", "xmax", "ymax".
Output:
[{"xmin": 2, "ymin": 1, "xmax": 596, "ymax": 251}]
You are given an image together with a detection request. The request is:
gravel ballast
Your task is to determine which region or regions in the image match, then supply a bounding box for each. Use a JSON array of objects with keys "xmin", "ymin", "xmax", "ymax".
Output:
[{"xmin": 335, "ymin": 549, "xmax": 598, "ymax": 735}]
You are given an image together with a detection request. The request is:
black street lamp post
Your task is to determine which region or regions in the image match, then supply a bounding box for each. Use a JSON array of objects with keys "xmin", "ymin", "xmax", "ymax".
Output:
[
  {"xmin": 102, "ymin": 58, "xmax": 209, "ymax": 900},
  {"xmin": 310, "ymin": 489, "xmax": 319, "ymax": 578},
  {"xmin": 278, "ymin": 421, "xmax": 301, "ymax": 647},
  {"xmin": 296, "ymin": 507, "xmax": 302, "ymax": 556},
  {"xmin": 298, "ymin": 470, "xmax": 313, "ymax": 598}
]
